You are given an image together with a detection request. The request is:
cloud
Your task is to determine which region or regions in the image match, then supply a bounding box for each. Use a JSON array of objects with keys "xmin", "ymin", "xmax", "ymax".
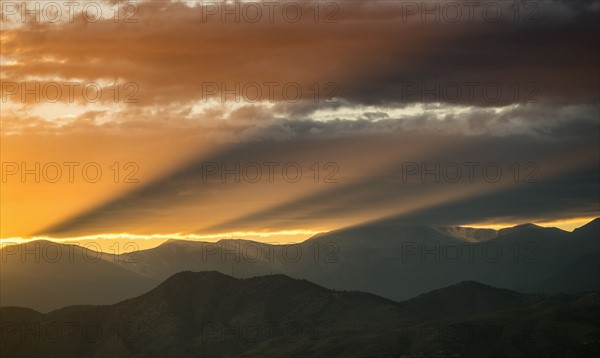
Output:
[
  {"xmin": 2, "ymin": 0, "xmax": 599, "ymax": 238},
  {"xmin": 2, "ymin": 0, "xmax": 598, "ymax": 109},
  {"xmin": 36, "ymin": 108, "xmax": 599, "ymax": 237}
]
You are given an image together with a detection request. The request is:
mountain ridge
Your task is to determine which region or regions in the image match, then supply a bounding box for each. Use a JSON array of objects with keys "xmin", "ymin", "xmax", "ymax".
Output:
[
  {"xmin": 2, "ymin": 218, "xmax": 598, "ymax": 311},
  {"xmin": 2, "ymin": 271, "xmax": 598, "ymax": 358}
]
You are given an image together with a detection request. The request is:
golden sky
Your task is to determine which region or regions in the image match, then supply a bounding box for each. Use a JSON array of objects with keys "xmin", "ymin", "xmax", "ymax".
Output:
[{"xmin": 1, "ymin": 0, "xmax": 599, "ymax": 247}]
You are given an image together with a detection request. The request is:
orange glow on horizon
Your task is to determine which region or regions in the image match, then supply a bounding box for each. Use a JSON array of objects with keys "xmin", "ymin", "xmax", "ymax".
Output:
[
  {"xmin": 464, "ymin": 216, "xmax": 599, "ymax": 232},
  {"xmin": 1, "ymin": 217, "xmax": 597, "ymax": 253},
  {"xmin": 0, "ymin": 229, "xmax": 324, "ymax": 252}
]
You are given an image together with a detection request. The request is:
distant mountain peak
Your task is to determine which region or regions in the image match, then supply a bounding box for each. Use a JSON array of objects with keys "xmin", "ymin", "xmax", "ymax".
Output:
[
  {"xmin": 407, "ymin": 279, "xmax": 524, "ymax": 303},
  {"xmin": 512, "ymin": 223, "xmax": 542, "ymax": 230},
  {"xmin": 442, "ymin": 280, "xmax": 513, "ymax": 292},
  {"xmin": 158, "ymin": 238, "xmax": 213, "ymax": 248},
  {"xmin": 572, "ymin": 217, "xmax": 600, "ymax": 239},
  {"xmin": 574, "ymin": 217, "xmax": 600, "ymax": 231},
  {"xmin": 454, "ymin": 280, "xmax": 495, "ymax": 288},
  {"xmin": 165, "ymin": 270, "xmax": 230, "ymax": 281},
  {"xmin": 160, "ymin": 238, "xmax": 194, "ymax": 246},
  {"xmin": 497, "ymin": 222, "xmax": 547, "ymax": 237},
  {"xmin": 403, "ymin": 280, "xmax": 527, "ymax": 320}
]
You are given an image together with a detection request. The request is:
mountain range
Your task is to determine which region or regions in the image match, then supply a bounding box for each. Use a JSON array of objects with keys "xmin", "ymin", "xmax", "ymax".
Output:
[
  {"xmin": 1, "ymin": 271, "xmax": 598, "ymax": 357},
  {"xmin": 2, "ymin": 218, "xmax": 598, "ymax": 312}
]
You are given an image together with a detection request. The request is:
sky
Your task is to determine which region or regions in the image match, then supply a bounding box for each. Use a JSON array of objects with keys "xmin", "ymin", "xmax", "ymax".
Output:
[{"xmin": 1, "ymin": 0, "xmax": 599, "ymax": 249}]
